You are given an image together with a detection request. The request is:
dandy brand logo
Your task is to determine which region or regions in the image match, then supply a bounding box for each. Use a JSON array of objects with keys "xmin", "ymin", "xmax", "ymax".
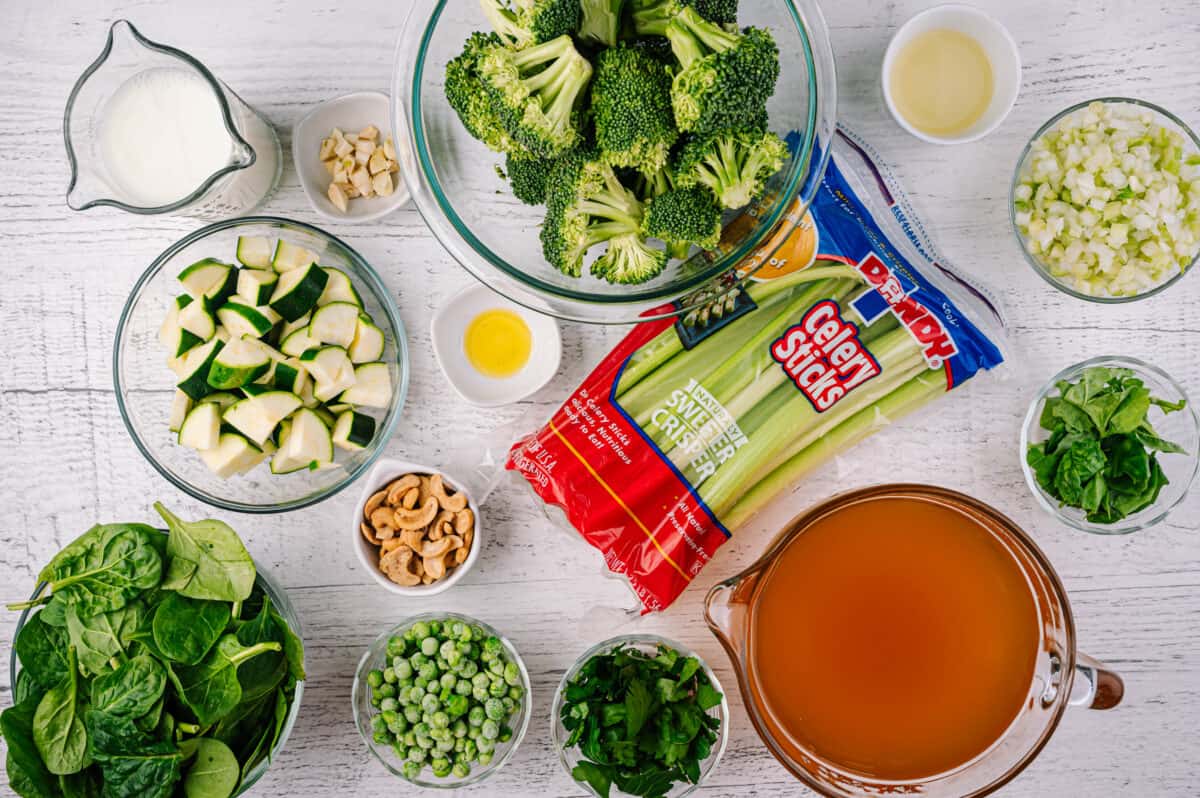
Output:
[
  {"xmin": 770, "ymin": 300, "xmax": 880, "ymax": 412},
  {"xmin": 855, "ymin": 253, "xmax": 958, "ymax": 367}
]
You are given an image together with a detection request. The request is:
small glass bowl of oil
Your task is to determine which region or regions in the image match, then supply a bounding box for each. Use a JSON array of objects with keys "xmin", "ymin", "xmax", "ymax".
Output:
[
  {"xmin": 882, "ymin": 4, "xmax": 1022, "ymax": 144},
  {"xmin": 431, "ymin": 282, "xmax": 561, "ymax": 407}
]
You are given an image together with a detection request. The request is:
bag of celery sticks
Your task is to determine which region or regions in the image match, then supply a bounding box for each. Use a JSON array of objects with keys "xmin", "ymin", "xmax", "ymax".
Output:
[{"xmin": 507, "ymin": 130, "xmax": 1007, "ymax": 612}]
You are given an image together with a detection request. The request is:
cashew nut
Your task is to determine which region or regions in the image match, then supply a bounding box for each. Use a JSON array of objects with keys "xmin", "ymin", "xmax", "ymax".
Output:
[
  {"xmin": 420, "ymin": 534, "xmax": 460, "ymax": 561},
  {"xmin": 430, "ymin": 474, "xmax": 468, "ymax": 512},
  {"xmin": 386, "ymin": 474, "xmax": 421, "ymax": 505},
  {"xmin": 454, "ymin": 508, "xmax": 474, "ymax": 536},
  {"xmin": 399, "ymin": 528, "xmax": 427, "ymax": 555},
  {"xmin": 369, "ymin": 507, "xmax": 397, "ymax": 540},
  {"xmin": 393, "ymin": 496, "xmax": 439, "ymax": 530},
  {"xmin": 453, "ymin": 546, "xmax": 468, "ymax": 565},
  {"xmin": 380, "ymin": 538, "xmax": 406, "ymax": 554},
  {"xmin": 402, "ymin": 488, "xmax": 419, "ymax": 510},
  {"xmin": 360, "ymin": 521, "xmax": 381, "ymax": 547},
  {"xmin": 423, "ymin": 552, "xmax": 448, "ymax": 581},
  {"xmin": 380, "ymin": 545, "xmax": 421, "ymax": 587},
  {"xmin": 364, "ymin": 488, "xmax": 388, "ymax": 520}
]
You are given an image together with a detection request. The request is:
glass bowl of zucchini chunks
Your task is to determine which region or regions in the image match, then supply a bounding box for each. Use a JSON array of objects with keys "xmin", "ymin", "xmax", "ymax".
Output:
[{"xmin": 114, "ymin": 216, "xmax": 409, "ymax": 513}]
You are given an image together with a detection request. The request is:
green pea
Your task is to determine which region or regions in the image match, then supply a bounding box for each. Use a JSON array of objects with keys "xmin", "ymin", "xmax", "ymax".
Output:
[
  {"xmin": 477, "ymin": 737, "xmax": 496, "ymax": 754},
  {"xmin": 470, "ymin": 625, "xmax": 486, "ymax": 641},
  {"xmin": 488, "ymin": 678, "xmax": 507, "ymax": 697},
  {"xmin": 483, "ymin": 698, "xmax": 504, "ymax": 721},
  {"xmin": 455, "ymin": 679, "xmax": 472, "ymax": 696},
  {"xmin": 445, "ymin": 694, "xmax": 469, "ymax": 719},
  {"xmin": 409, "ymin": 685, "xmax": 425, "ymax": 702},
  {"xmin": 463, "ymin": 739, "xmax": 477, "ymax": 760},
  {"xmin": 370, "ymin": 695, "xmax": 383, "ymax": 709},
  {"xmin": 498, "ymin": 724, "xmax": 512, "ymax": 743},
  {"xmin": 471, "ymin": 686, "xmax": 488, "ymax": 702},
  {"xmin": 481, "ymin": 719, "xmax": 499, "ymax": 740},
  {"xmin": 503, "ymin": 662, "xmax": 521, "ymax": 686},
  {"xmin": 411, "ymin": 621, "xmax": 431, "ymax": 639},
  {"xmin": 414, "ymin": 676, "xmax": 429, "ymax": 690},
  {"xmin": 419, "ymin": 662, "xmax": 438, "ymax": 681},
  {"xmin": 501, "ymin": 697, "xmax": 515, "ymax": 716},
  {"xmin": 477, "ymin": 751, "xmax": 493, "ymax": 766},
  {"xmin": 471, "ymin": 672, "xmax": 490, "ymax": 688},
  {"xmin": 383, "ymin": 667, "xmax": 397, "ymax": 684},
  {"xmin": 394, "ymin": 659, "xmax": 413, "ymax": 680},
  {"xmin": 380, "ymin": 697, "xmax": 399, "ymax": 713},
  {"xmin": 402, "ymin": 760, "xmax": 422, "ymax": 780},
  {"xmin": 431, "ymin": 756, "xmax": 452, "ymax": 778},
  {"xmin": 421, "ymin": 636, "xmax": 439, "ymax": 656},
  {"xmin": 367, "ymin": 669, "xmax": 384, "ymax": 689},
  {"xmin": 417, "ymin": 735, "xmax": 434, "ymax": 751},
  {"xmin": 458, "ymin": 659, "xmax": 478, "ymax": 678},
  {"xmin": 373, "ymin": 730, "xmax": 391, "ymax": 745},
  {"xmin": 377, "ymin": 683, "xmax": 397, "ymax": 699},
  {"xmin": 428, "ymin": 620, "xmax": 442, "ymax": 635},
  {"xmin": 431, "ymin": 711, "xmax": 450, "ymax": 729},
  {"xmin": 436, "ymin": 737, "xmax": 455, "ymax": 753},
  {"xmin": 487, "ymin": 659, "xmax": 504, "ymax": 676},
  {"xmin": 408, "ymin": 746, "xmax": 427, "ymax": 763},
  {"xmin": 468, "ymin": 706, "xmax": 485, "ymax": 727},
  {"xmin": 371, "ymin": 715, "xmax": 388, "ymax": 734},
  {"xmin": 387, "ymin": 636, "xmax": 406, "ymax": 657},
  {"xmin": 421, "ymin": 693, "xmax": 439, "ymax": 713},
  {"xmin": 508, "ymin": 685, "xmax": 523, "ymax": 701},
  {"xmin": 413, "ymin": 722, "xmax": 430, "ymax": 738},
  {"xmin": 452, "ymin": 719, "xmax": 468, "ymax": 738},
  {"xmin": 453, "ymin": 739, "xmax": 467, "ymax": 755},
  {"xmin": 404, "ymin": 705, "xmax": 421, "ymax": 724},
  {"xmin": 403, "ymin": 731, "xmax": 417, "ymax": 747}
]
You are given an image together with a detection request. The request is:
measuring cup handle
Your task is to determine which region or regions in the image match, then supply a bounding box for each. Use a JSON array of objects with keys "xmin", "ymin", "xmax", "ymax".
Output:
[{"xmin": 1069, "ymin": 651, "xmax": 1125, "ymax": 710}]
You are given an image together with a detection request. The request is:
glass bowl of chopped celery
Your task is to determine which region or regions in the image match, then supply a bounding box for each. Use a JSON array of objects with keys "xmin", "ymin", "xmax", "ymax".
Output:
[
  {"xmin": 1020, "ymin": 356, "xmax": 1200, "ymax": 535},
  {"xmin": 113, "ymin": 216, "xmax": 409, "ymax": 514},
  {"xmin": 552, "ymin": 634, "xmax": 730, "ymax": 798},
  {"xmin": 351, "ymin": 613, "xmax": 532, "ymax": 789},
  {"xmin": 1011, "ymin": 98, "xmax": 1200, "ymax": 302},
  {"xmin": 391, "ymin": 0, "xmax": 838, "ymax": 323}
]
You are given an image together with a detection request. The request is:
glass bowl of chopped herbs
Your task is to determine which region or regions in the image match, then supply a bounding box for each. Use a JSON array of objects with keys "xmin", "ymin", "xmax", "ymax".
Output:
[
  {"xmin": 1021, "ymin": 356, "xmax": 1199, "ymax": 534},
  {"xmin": 351, "ymin": 613, "xmax": 532, "ymax": 788},
  {"xmin": 553, "ymin": 634, "xmax": 729, "ymax": 798}
]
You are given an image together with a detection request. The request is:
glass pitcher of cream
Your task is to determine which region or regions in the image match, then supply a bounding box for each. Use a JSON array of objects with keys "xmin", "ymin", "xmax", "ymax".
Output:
[{"xmin": 64, "ymin": 20, "xmax": 281, "ymax": 219}]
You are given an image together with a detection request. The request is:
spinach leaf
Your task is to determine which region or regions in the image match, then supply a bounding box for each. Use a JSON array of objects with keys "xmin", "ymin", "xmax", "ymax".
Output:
[
  {"xmin": 32, "ymin": 647, "xmax": 89, "ymax": 775},
  {"xmin": 84, "ymin": 710, "xmax": 150, "ymax": 759},
  {"xmin": 58, "ymin": 769, "xmax": 103, "ymax": 798},
  {"xmin": 94, "ymin": 742, "xmax": 181, "ymax": 798},
  {"xmin": 151, "ymin": 593, "xmax": 229, "ymax": 665},
  {"xmin": 1, "ymin": 695, "xmax": 58, "ymax": 798},
  {"xmin": 154, "ymin": 504, "xmax": 255, "ymax": 603},
  {"xmin": 182, "ymin": 739, "xmax": 239, "ymax": 798},
  {"xmin": 38, "ymin": 596, "xmax": 68, "ymax": 627},
  {"xmin": 14, "ymin": 670, "xmax": 42, "ymax": 705},
  {"xmin": 270, "ymin": 607, "xmax": 306, "ymax": 683},
  {"xmin": 233, "ymin": 598, "xmax": 286, "ymax": 702},
  {"xmin": 27, "ymin": 524, "xmax": 161, "ymax": 615},
  {"xmin": 572, "ymin": 761, "xmax": 613, "ymax": 798},
  {"xmin": 65, "ymin": 599, "xmax": 145, "ymax": 677},
  {"xmin": 15, "ymin": 611, "xmax": 70, "ymax": 691},
  {"xmin": 92, "ymin": 655, "xmax": 166, "ymax": 718},
  {"xmin": 1052, "ymin": 438, "xmax": 1107, "ymax": 506},
  {"xmin": 173, "ymin": 635, "xmax": 282, "ymax": 727}
]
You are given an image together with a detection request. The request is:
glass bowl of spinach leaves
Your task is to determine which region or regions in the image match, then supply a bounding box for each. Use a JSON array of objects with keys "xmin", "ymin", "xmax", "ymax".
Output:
[
  {"xmin": 6, "ymin": 504, "xmax": 306, "ymax": 798},
  {"xmin": 553, "ymin": 634, "xmax": 730, "ymax": 798},
  {"xmin": 1021, "ymin": 356, "xmax": 1199, "ymax": 534}
]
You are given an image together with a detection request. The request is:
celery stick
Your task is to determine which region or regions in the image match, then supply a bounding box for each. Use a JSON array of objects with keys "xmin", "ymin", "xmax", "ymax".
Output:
[
  {"xmin": 615, "ymin": 265, "xmax": 862, "ymax": 398},
  {"xmin": 720, "ymin": 369, "xmax": 947, "ymax": 529},
  {"xmin": 697, "ymin": 326, "xmax": 925, "ymax": 514}
]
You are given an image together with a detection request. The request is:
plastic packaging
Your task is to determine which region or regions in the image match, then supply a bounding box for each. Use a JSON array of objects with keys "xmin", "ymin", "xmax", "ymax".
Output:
[{"xmin": 506, "ymin": 129, "xmax": 1008, "ymax": 612}]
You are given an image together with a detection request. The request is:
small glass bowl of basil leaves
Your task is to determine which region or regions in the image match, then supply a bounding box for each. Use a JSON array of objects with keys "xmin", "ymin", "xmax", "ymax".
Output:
[
  {"xmin": 552, "ymin": 634, "xmax": 730, "ymax": 798},
  {"xmin": 351, "ymin": 612, "xmax": 532, "ymax": 789},
  {"xmin": 8, "ymin": 523, "xmax": 305, "ymax": 798},
  {"xmin": 1021, "ymin": 356, "xmax": 1199, "ymax": 534}
]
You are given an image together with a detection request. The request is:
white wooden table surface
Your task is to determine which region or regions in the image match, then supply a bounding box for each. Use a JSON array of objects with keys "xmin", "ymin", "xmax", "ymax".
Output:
[{"xmin": 2, "ymin": 1, "xmax": 1198, "ymax": 796}]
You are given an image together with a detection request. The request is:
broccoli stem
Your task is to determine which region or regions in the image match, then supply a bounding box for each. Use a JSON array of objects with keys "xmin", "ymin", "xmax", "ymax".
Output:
[
  {"xmin": 666, "ymin": 6, "xmax": 740, "ymax": 67},
  {"xmin": 480, "ymin": 0, "xmax": 531, "ymax": 48},
  {"xmin": 579, "ymin": 0, "xmax": 626, "ymax": 47}
]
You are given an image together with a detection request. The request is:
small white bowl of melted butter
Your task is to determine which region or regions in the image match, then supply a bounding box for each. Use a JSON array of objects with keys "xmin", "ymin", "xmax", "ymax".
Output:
[
  {"xmin": 431, "ymin": 283, "xmax": 561, "ymax": 407},
  {"xmin": 882, "ymin": 4, "xmax": 1021, "ymax": 145}
]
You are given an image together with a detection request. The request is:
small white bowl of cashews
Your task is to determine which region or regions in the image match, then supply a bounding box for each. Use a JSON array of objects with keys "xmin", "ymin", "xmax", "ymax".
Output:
[{"xmin": 352, "ymin": 458, "xmax": 482, "ymax": 597}]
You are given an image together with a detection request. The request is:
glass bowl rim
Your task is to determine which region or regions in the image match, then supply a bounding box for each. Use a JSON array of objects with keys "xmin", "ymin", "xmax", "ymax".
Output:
[
  {"xmin": 8, "ymin": 550, "xmax": 305, "ymax": 797},
  {"xmin": 550, "ymin": 633, "xmax": 731, "ymax": 798},
  {"xmin": 1019, "ymin": 355, "xmax": 1200, "ymax": 534},
  {"xmin": 350, "ymin": 611, "xmax": 533, "ymax": 789},
  {"xmin": 1008, "ymin": 96, "xmax": 1200, "ymax": 304},
  {"xmin": 395, "ymin": 0, "xmax": 834, "ymax": 314},
  {"xmin": 111, "ymin": 214, "xmax": 410, "ymax": 514}
]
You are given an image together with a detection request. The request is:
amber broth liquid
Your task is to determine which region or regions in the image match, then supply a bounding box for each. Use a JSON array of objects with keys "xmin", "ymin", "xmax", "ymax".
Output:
[{"xmin": 748, "ymin": 496, "xmax": 1039, "ymax": 781}]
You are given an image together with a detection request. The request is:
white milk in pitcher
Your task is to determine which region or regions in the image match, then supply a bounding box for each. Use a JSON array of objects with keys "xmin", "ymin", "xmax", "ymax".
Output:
[{"xmin": 98, "ymin": 67, "xmax": 279, "ymax": 213}]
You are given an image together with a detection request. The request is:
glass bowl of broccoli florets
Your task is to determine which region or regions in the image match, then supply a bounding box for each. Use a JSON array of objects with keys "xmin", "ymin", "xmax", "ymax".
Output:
[{"xmin": 392, "ymin": 0, "xmax": 837, "ymax": 323}]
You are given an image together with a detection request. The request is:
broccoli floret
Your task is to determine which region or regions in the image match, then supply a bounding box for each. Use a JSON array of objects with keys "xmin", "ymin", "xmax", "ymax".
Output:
[
  {"xmin": 642, "ymin": 185, "xmax": 722, "ymax": 258},
  {"xmin": 591, "ymin": 45, "xmax": 679, "ymax": 174},
  {"xmin": 541, "ymin": 150, "xmax": 662, "ymax": 280},
  {"xmin": 480, "ymin": 0, "xmax": 580, "ymax": 49},
  {"xmin": 579, "ymin": 0, "xmax": 627, "ymax": 47},
  {"xmin": 673, "ymin": 126, "xmax": 788, "ymax": 209},
  {"xmin": 477, "ymin": 35, "xmax": 594, "ymax": 157},
  {"xmin": 591, "ymin": 233, "xmax": 669, "ymax": 284},
  {"xmin": 445, "ymin": 32, "xmax": 521, "ymax": 153},
  {"xmin": 629, "ymin": 0, "xmax": 738, "ymax": 37},
  {"xmin": 665, "ymin": 7, "xmax": 779, "ymax": 135},
  {"xmin": 505, "ymin": 150, "xmax": 560, "ymax": 204}
]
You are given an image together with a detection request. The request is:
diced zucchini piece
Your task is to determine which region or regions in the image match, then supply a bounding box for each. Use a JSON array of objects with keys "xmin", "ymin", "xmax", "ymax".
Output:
[
  {"xmin": 269, "ymin": 263, "xmax": 328, "ymax": 322},
  {"xmin": 312, "ymin": 406, "xmax": 336, "ymax": 428},
  {"xmin": 240, "ymin": 383, "xmax": 271, "ymax": 397},
  {"xmin": 332, "ymin": 410, "xmax": 376, "ymax": 451},
  {"xmin": 217, "ymin": 301, "xmax": 277, "ymax": 339},
  {"xmin": 207, "ymin": 337, "xmax": 272, "ymax": 390},
  {"xmin": 300, "ymin": 347, "xmax": 356, "ymax": 402},
  {"xmin": 310, "ymin": 302, "xmax": 360, "ymax": 348},
  {"xmin": 168, "ymin": 390, "xmax": 193, "ymax": 433},
  {"xmin": 325, "ymin": 402, "xmax": 353, "ymax": 415},
  {"xmin": 280, "ymin": 326, "xmax": 321, "ymax": 357},
  {"xmin": 160, "ymin": 311, "xmax": 204, "ymax": 359},
  {"xmin": 271, "ymin": 240, "xmax": 318, "ymax": 273},
  {"xmin": 178, "ymin": 258, "xmax": 236, "ymax": 311},
  {"xmin": 178, "ymin": 402, "xmax": 221, "ymax": 450},
  {"xmin": 272, "ymin": 359, "xmax": 309, "ymax": 394},
  {"xmin": 176, "ymin": 339, "xmax": 225, "ymax": 400},
  {"xmin": 297, "ymin": 379, "xmax": 319, "ymax": 408},
  {"xmin": 178, "ymin": 301, "xmax": 216, "ymax": 340},
  {"xmin": 348, "ymin": 315, "xmax": 385, "ymax": 363},
  {"xmin": 317, "ymin": 268, "xmax": 363, "ymax": 307},
  {"xmin": 222, "ymin": 391, "xmax": 303, "ymax": 446},
  {"xmin": 337, "ymin": 362, "xmax": 392, "ymax": 408},
  {"xmin": 240, "ymin": 337, "xmax": 286, "ymax": 363},
  {"xmin": 270, "ymin": 408, "xmax": 333, "ymax": 474},
  {"xmin": 236, "ymin": 236, "xmax": 273, "ymax": 269},
  {"xmin": 278, "ymin": 312, "xmax": 311, "ymax": 341},
  {"xmin": 198, "ymin": 391, "xmax": 239, "ymax": 409},
  {"xmin": 272, "ymin": 418, "xmax": 292, "ymax": 448},
  {"xmin": 237, "ymin": 268, "xmax": 278, "ymax": 304},
  {"xmin": 199, "ymin": 432, "xmax": 264, "ymax": 478}
]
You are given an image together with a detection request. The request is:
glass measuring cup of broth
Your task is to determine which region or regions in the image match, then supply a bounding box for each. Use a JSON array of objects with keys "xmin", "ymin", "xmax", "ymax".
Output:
[
  {"xmin": 705, "ymin": 484, "xmax": 1124, "ymax": 797},
  {"xmin": 64, "ymin": 20, "xmax": 281, "ymax": 219}
]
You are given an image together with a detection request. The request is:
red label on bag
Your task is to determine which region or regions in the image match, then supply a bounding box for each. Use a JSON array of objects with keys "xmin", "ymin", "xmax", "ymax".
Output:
[{"xmin": 507, "ymin": 317, "xmax": 730, "ymax": 613}]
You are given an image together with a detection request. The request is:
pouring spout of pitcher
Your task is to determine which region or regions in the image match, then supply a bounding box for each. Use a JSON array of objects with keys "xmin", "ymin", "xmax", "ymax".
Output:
[{"xmin": 704, "ymin": 570, "xmax": 760, "ymax": 656}]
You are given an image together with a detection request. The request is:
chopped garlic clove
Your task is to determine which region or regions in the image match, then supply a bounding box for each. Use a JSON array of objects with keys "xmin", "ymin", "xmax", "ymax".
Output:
[
  {"xmin": 322, "ymin": 158, "xmax": 338, "ymax": 176},
  {"xmin": 334, "ymin": 138, "xmax": 354, "ymax": 158},
  {"xmin": 383, "ymin": 138, "xmax": 396, "ymax": 161},
  {"xmin": 373, "ymin": 171, "xmax": 394, "ymax": 197},
  {"xmin": 319, "ymin": 137, "xmax": 337, "ymax": 161},
  {"xmin": 368, "ymin": 148, "xmax": 389, "ymax": 176},
  {"xmin": 341, "ymin": 181, "xmax": 360, "ymax": 199},
  {"xmin": 351, "ymin": 166, "xmax": 372, "ymax": 196},
  {"xmin": 359, "ymin": 124, "xmax": 380, "ymax": 142},
  {"xmin": 328, "ymin": 182, "xmax": 349, "ymax": 212}
]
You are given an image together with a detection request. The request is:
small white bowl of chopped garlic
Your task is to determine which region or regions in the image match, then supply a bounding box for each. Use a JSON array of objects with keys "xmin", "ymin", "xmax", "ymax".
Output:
[
  {"xmin": 293, "ymin": 91, "xmax": 410, "ymax": 222},
  {"xmin": 351, "ymin": 458, "xmax": 483, "ymax": 597}
]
